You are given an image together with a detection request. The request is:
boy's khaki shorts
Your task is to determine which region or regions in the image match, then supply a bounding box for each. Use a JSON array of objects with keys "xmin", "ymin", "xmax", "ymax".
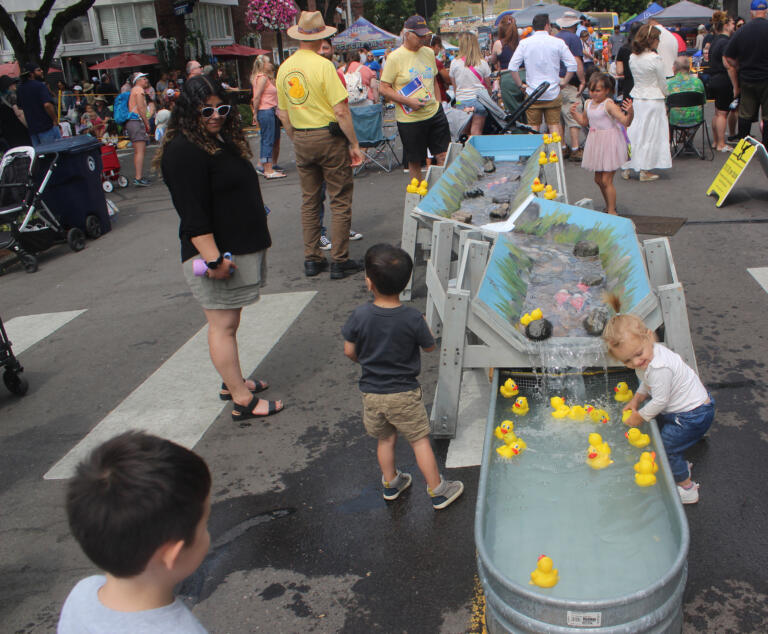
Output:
[{"xmin": 362, "ymin": 387, "xmax": 431, "ymax": 443}]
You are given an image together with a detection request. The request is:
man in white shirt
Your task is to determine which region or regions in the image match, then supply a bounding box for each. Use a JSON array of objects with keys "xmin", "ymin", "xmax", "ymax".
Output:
[
  {"xmin": 648, "ymin": 17, "xmax": 678, "ymax": 77},
  {"xmin": 508, "ymin": 13, "xmax": 577, "ymax": 136}
]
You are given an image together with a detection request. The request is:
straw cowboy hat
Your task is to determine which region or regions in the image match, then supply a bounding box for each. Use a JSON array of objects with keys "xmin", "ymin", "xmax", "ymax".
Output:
[{"xmin": 287, "ymin": 11, "xmax": 337, "ymax": 40}]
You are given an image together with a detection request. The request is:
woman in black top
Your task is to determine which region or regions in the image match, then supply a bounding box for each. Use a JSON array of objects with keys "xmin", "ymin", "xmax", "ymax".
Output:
[
  {"xmin": 707, "ymin": 11, "xmax": 736, "ymax": 152},
  {"xmin": 159, "ymin": 76, "xmax": 283, "ymax": 420},
  {"xmin": 616, "ymin": 23, "xmax": 642, "ymax": 99},
  {"xmin": 0, "ymin": 76, "xmax": 31, "ymax": 150}
]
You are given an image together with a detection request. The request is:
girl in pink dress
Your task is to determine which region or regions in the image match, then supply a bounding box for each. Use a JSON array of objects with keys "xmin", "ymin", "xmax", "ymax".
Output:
[{"xmin": 570, "ymin": 73, "xmax": 634, "ymax": 214}]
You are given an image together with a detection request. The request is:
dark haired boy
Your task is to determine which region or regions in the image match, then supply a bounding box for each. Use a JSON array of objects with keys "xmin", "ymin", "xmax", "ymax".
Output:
[
  {"xmin": 342, "ymin": 243, "xmax": 464, "ymax": 509},
  {"xmin": 58, "ymin": 431, "xmax": 211, "ymax": 633}
]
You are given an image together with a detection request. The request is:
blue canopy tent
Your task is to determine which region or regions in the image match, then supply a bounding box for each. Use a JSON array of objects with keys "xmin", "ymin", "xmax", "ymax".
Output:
[
  {"xmin": 332, "ymin": 17, "xmax": 398, "ymax": 51},
  {"xmin": 620, "ymin": 2, "xmax": 664, "ymax": 32}
]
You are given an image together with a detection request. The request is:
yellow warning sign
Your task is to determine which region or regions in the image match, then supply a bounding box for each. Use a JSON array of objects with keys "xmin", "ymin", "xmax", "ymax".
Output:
[{"xmin": 706, "ymin": 137, "xmax": 768, "ymax": 207}]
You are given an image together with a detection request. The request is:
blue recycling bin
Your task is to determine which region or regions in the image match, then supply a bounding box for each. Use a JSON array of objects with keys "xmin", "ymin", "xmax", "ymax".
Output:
[{"xmin": 35, "ymin": 135, "xmax": 111, "ymax": 237}]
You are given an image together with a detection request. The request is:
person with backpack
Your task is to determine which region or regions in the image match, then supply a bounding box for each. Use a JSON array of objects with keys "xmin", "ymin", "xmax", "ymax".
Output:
[
  {"xmin": 449, "ymin": 32, "xmax": 492, "ymax": 136},
  {"xmin": 340, "ymin": 51, "xmax": 377, "ymax": 105}
]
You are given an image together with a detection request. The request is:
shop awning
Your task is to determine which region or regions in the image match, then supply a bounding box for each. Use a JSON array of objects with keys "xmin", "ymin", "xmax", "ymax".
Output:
[
  {"xmin": 89, "ymin": 53, "xmax": 159, "ymax": 70},
  {"xmin": 0, "ymin": 62, "xmax": 61, "ymax": 77},
  {"xmin": 211, "ymin": 44, "xmax": 270, "ymax": 57}
]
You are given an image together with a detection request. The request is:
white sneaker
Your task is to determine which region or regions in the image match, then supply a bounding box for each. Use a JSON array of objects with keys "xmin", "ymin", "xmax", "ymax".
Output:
[
  {"xmin": 349, "ymin": 230, "xmax": 363, "ymax": 240},
  {"xmin": 319, "ymin": 235, "xmax": 332, "ymax": 251},
  {"xmin": 677, "ymin": 481, "xmax": 699, "ymax": 504}
]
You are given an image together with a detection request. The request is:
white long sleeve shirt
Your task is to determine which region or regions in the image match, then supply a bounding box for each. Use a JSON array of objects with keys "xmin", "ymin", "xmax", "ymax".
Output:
[
  {"xmin": 636, "ymin": 343, "xmax": 709, "ymax": 421},
  {"xmin": 628, "ymin": 52, "xmax": 668, "ymax": 99},
  {"xmin": 508, "ymin": 30, "xmax": 577, "ymax": 101}
]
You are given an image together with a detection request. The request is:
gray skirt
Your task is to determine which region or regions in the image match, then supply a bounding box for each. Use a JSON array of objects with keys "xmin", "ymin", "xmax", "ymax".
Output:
[{"xmin": 183, "ymin": 250, "xmax": 267, "ymax": 310}]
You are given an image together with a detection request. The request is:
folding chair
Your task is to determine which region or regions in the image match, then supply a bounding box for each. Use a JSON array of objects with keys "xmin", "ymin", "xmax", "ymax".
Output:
[
  {"xmin": 666, "ymin": 91, "xmax": 714, "ymax": 161},
  {"xmin": 350, "ymin": 103, "xmax": 400, "ymax": 175}
]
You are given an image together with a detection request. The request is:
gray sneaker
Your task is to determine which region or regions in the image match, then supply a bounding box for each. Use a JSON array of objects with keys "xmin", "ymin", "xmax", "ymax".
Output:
[
  {"xmin": 429, "ymin": 477, "xmax": 464, "ymax": 510},
  {"xmin": 382, "ymin": 471, "xmax": 412, "ymax": 500}
]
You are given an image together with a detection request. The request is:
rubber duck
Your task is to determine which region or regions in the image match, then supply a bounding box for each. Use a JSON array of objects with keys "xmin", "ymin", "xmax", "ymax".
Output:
[
  {"xmin": 512, "ymin": 396, "xmax": 529, "ymax": 416},
  {"xmin": 499, "ymin": 378, "xmax": 519, "ymax": 398},
  {"xmin": 538, "ymin": 151, "xmax": 548, "ymax": 165},
  {"xmin": 287, "ymin": 78, "xmax": 305, "ymax": 100},
  {"xmin": 622, "ymin": 408, "xmax": 634, "ymax": 423},
  {"xmin": 543, "ymin": 185, "xmax": 557, "ymax": 200},
  {"xmin": 416, "ymin": 179, "xmax": 428, "ymax": 196},
  {"xmin": 551, "ymin": 402, "xmax": 571, "ymax": 419},
  {"xmin": 494, "ymin": 420, "xmax": 516, "ymax": 440},
  {"xmin": 520, "ymin": 312, "xmax": 533, "ymax": 326},
  {"xmin": 531, "ymin": 177, "xmax": 545, "ymax": 193},
  {"xmin": 406, "ymin": 178, "xmax": 419, "ymax": 194},
  {"xmin": 634, "ymin": 451, "xmax": 658, "ymax": 474},
  {"xmin": 552, "ymin": 132, "xmax": 561, "ymax": 144},
  {"xmin": 542, "ymin": 134, "xmax": 552, "ymax": 144},
  {"xmin": 635, "ymin": 459, "xmax": 657, "ymax": 487},
  {"xmin": 614, "ymin": 382, "xmax": 633, "ymax": 402},
  {"xmin": 497, "ymin": 438, "xmax": 526, "ymax": 458},
  {"xmin": 548, "ymin": 151, "xmax": 558, "ymax": 163},
  {"xmin": 586, "ymin": 432, "xmax": 614, "ymax": 469},
  {"xmin": 550, "ymin": 396, "xmax": 566, "ymax": 409},
  {"xmin": 626, "ymin": 428, "xmax": 651, "ymax": 448},
  {"xmin": 568, "ymin": 405, "xmax": 587, "ymax": 422},
  {"xmin": 585, "ymin": 406, "xmax": 610, "ymax": 424},
  {"xmin": 530, "ymin": 555, "xmax": 559, "ymax": 588},
  {"xmin": 530, "ymin": 308, "xmax": 543, "ymax": 321}
]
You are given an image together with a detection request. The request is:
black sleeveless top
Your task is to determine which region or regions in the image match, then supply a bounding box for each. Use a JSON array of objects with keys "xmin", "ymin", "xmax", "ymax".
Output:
[{"xmin": 497, "ymin": 44, "xmax": 515, "ymax": 70}]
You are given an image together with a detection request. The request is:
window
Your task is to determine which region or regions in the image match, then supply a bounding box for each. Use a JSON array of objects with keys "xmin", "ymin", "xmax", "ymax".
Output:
[
  {"xmin": 196, "ymin": 4, "xmax": 232, "ymax": 41},
  {"xmin": 96, "ymin": 3, "xmax": 157, "ymax": 46},
  {"xmin": 62, "ymin": 15, "xmax": 93, "ymax": 44}
]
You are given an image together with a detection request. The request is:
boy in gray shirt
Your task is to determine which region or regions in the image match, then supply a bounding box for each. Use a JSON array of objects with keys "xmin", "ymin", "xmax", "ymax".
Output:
[
  {"xmin": 58, "ymin": 431, "xmax": 211, "ymax": 633},
  {"xmin": 342, "ymin": 244, "xmax": 463, "ymax": 509}
]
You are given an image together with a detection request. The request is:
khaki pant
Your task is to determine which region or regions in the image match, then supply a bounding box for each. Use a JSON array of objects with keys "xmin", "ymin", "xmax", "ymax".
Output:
[{"xmin": 293, "ymin": 129, "xmax": 353, "ymax": 263}]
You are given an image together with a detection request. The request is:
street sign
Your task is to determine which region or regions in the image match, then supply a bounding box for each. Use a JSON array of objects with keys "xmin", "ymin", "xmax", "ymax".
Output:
[
  {"xmin": 706, "ymin": 136, "xmax": 768, "ymax": 207},
  {"xmin": 173, "ymin": 0, "xmax": 195, "ymax": 16}
]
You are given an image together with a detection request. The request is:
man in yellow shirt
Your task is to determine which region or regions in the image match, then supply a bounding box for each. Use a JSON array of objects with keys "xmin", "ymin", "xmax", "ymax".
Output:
[
  {"xmin": 379, "ymin": 15, "xmax": 451, "ymax": 180},
  {"xmin": 276, "ymin": 11, "xmax": 364, "ymax": 279}
]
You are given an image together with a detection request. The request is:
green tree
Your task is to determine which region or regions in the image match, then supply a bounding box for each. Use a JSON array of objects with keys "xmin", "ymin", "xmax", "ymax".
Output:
[
  {"xmin": 0, "ymin": 0, "xmax": 96, "ymax": 76},
  {"xmin": 362, "ymin": 0, "xmax": 416, "ymax": 34}
]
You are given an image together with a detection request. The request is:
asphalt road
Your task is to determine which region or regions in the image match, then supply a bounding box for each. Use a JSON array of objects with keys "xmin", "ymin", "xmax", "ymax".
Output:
[{"xmin": 1, "ymin": 129, "xmax": 767, "ymax": 633}]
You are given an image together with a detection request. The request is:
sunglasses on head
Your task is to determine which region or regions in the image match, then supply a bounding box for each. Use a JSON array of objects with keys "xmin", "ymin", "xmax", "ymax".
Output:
[{"xmin": 200, "ymin": 104, "xmax": 231, "ymax": 118}]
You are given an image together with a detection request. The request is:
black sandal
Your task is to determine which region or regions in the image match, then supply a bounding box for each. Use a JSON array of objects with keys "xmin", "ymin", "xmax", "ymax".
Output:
[
  {"xmin": 219, "ymin": 380, "xmax": 268, "ymax": 401},
  {"xmin": 231, "ymin": 394, "xmax": 284, "ymax": 420}
]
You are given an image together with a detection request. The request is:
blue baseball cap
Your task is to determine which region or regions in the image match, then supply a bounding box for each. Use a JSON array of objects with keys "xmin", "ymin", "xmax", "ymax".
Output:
[{"xmin": 751, "ymin": 0, "xmax": 767, "ymax": 10}]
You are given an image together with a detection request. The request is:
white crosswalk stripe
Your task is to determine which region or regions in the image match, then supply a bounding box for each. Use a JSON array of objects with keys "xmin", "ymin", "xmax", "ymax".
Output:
[
  {"xmin": 3, "ymin": 310, "xmax": 87, "ymax": 356},
  {"xmin": 748, "ymin": 267, "xmax": 768, "ymax": 295},
  {"xmin": 44, "ymin": 291, "xmax": 316, "ymax": 480}
]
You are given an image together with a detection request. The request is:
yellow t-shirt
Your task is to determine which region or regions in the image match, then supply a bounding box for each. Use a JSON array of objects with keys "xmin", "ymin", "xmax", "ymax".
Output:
[
  {"xmin": 380, "ymin": 45, "xmax": 439, "ymax": 123},
  {"xmin": 276, "ymin": 49, "xmax": 348, "ymax": 129}
]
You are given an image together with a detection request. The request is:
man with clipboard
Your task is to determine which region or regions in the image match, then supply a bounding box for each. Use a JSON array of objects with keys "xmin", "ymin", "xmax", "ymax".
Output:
[{"xmin": 379, "ymin": 15, "xmax": 452, "ymax": 181}]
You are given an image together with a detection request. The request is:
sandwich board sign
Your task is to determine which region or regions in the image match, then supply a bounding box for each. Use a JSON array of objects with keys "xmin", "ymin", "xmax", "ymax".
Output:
[{"xmin": 707, "ymin": 136, "xmax": 768, "ymax": 207}]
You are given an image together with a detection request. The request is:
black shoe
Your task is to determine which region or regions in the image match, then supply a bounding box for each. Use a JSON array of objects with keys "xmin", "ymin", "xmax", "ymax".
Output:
[
  {"xmin": 727, "ymin": 134, "xmax": 740, "ymax": 142},
  {"xmin": 304, "ymin": 259, "xmax": 329, "ymax": 277},
  {"xmin": 330, "ymin": 259, "xmax": 363, "ymax": 279}
]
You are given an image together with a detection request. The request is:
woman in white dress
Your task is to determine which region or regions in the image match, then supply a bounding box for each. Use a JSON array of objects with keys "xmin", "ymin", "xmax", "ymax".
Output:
[{"xmin": 622, "ymin": 24, "xmax": 671, "ymax": 182}]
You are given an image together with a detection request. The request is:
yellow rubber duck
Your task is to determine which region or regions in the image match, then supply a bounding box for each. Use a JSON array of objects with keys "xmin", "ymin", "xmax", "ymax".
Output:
[
  {"xmin": 634, "ymin": 451, "xmax": 658, "ymax": 474},
  {"xmin": 531, "ymin": 177, "xmax": 545, "ymax": 193},
  {"xmin": 530, "ymin": 555, "xmax": 559, "ymax": 588},
  {"xmin": 548, "ymin": 151, "xmax": 558, "ymax": 163},
  {"xmin": 416, "ymin": 179, "xmax": 428, "ymax": 196},
  {"xmin": 543, "ymin": 185, "xmax": 557, "ymax": 200},
  {"xmin": 568, "ymin": 405, "xmax": 587, "ymax": 422},
  {"xmin": 585, "ymin": 406, "xmax": 610, "ymax": 424},
  {"xmin": 551, "ymin": 403, "xmax": 571, "ymax": 419},
  {"xmin": 512, "ymin": 396, "xmax": 529, "ymax": 416},
  {"xmin": 406, "ymin": 177, "xmax": 419, "ymax": 194},
  {"xmin": 586, "ymin": 432, "xmax": 614, "ymax": 469},
  {"xmin": 520, "ymin": 312, "xmax": 533, "ymax": 326},
  {"xmin": 542, "ymin": 134, "xmax": 552, "ymax": 144},
  {"xmin": 626, "ymin": 428, "xmax": 651, "ymax": 448},
  {"xmin": 614, "ymin": 382, "xmax": 633, "ymax": 402},
  {"xmin": 635, "ymin": 459, "xmax": 657, "ymax": 487},
  {"xmin": 622, "ymin": 408, "xmax": 634, "ymax": 423},
  {"xmin": 530, "ymin": 308, "xmax": 543, "ymax": 321},
  {"xmin": 552, "ymin": 132, "xmax": 562, "ymax": 144},
  {"xmin": 494, "ymin": 420, "xmax": 516, "ymax": 441},
  {"xmin": 499, "ymin": 378, "xmax": 519, "ymax": 398},
  {"xmin": 497, "ymin": 438, "xmax": 526, "ymax": 458},
  {"xmin": 538, "ymin": 151, "xmax": 548, "ymax": 165},
  {"xmin": 550, "ymin": 396, "xmax": 566, "ymax": 409},
  {"xmin": 288, "ymin": 78, "xmax": 305, "ymax": 100}
]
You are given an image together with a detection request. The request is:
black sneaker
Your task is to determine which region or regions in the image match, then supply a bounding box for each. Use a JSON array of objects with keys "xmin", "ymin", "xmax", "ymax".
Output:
[
  {"xmin": 133, "ymin": 177, "xmax": 151, "ymax": 187},
  {"xmin": 727, "ymin": 134, "xmax": 741, "ymax": 143},
  {"xmin": 304, "ymin": 259, "xmax": 329, "ymax": 277},
  {"xmin": 330, "ymin": 259, "xmax": 363, "ymax": 279}
]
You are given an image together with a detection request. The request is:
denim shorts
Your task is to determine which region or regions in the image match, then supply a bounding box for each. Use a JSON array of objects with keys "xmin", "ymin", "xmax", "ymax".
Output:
[
  {"xmin": 257, "ymin": 108, "xmax": 279, "ymax": 161},
  {"xmin": 456, "ymin": 98, "xmax": 487, "ymax": 116}
]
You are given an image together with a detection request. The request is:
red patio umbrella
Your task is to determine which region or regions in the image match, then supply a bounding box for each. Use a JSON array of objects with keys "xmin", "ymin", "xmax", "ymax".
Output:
[
  {"xmin": 0, "ymin": 62, "xmax": 61, "ymax": 77},
  {"xmin": 89, "ymin": 52, "xmax": 159, "ymax": 70},
  {"xmin": 211, "ymin": 44, "xmax": 269, "ymax": 57}
]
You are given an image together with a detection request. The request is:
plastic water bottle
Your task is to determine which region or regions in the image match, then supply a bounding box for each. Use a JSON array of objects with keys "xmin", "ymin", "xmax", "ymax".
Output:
[{"xmin": 193, "ymin": 252, "xmax": 233, "ymax": 276}]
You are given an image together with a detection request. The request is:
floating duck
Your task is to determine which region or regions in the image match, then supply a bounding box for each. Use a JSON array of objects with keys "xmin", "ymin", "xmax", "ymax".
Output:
[
  {"xmin": 542, "ymin": 134, "xmax": 552, "ymax": 144},
  {"xmin": 634, "ymin": 451, "xmax": 658, "ymax": 474},
  {"xmin": 499, "ymin": 378, "xmax": 519, "ymax": 398},
  {"xmin": 635, "ymin": 458, "xmax": 657, "ymax": 487},
  {"xmin": 550, "ymin": 396, "xmax": 566, "ymax": 409},
  {"xmin": 586, "ymin": 432, "xmax": 613, "ymax": 469},
  {"xmin": 551, "ymin": 402, "xmax": 571, "ymax": 419},
  {"xmin": 568, "ymin": 405, "xmax": 587, "ymax": 422},
  {"xmin": 538, "ymin": 151, "xmax": 548, "ymax": 165},
  {"xmin": 626, "ymin": 428, "xmax": 651, "ymax": 448},
  {"xmin": 543, "ymin": 185, "xmax": 557, "ymax": 200},
  {"xmin": 552, "ymin": 132, "xmax": 562, "ymax": 144},
  {"xmin": 530, "ymin": 308, "xmax": 543, "ymax": 321},
  {"xmin": 530, "ymin": 555, "xmax": 559, "ymax": 588},
  {"xmin": 531, "ymin": 177, "xmax": 545, "ymax": 193},
  {"xmin": 512, "ymin": 396, "xmax": 529, "ymax": 416},
  {"xmin": 520, "ymin": 312, "xmax": 533, "ymax": 326},
  {"xmin": 494, "ymin": 420, "xmax": 516, "ymax": 440},
  {"xmin": 406, "ymin": 178, "xmax": 419, "ymax": 194},
  {"xmin": 497, "ymin": 438, "xmax": 526, "ymax": 458},
  {"xmin": 548, "ymin": 151, "xmax": 558, "ymax": 163},
  {"xmin": 416, "ymin": 179, "xmax": 428, "ymax": 196},
  {"xmin": 585, "ymin": 406, "xmax": 610, "ymax": 424},
  {"xmin": 614, "ymin": 382, "xmax": 633, "ymax": 402},
  {"xmin": 622, "ymin": 408, "xmax": 634, "ymax": 423}
]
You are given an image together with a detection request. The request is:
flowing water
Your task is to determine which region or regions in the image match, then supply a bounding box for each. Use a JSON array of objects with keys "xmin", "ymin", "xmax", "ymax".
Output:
[{"xmin": 454, "ymin": 161, "xmax": 526, "ymax": 226}]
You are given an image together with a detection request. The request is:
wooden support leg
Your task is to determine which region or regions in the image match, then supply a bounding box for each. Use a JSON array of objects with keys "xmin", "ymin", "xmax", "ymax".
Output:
[
  {"xmin": 400, "ymin": 192, "xmax": 422, "ymax": 301},
  {"xmin": 425, "ymin": 221, "xmax": 454, "ymax": 338}
]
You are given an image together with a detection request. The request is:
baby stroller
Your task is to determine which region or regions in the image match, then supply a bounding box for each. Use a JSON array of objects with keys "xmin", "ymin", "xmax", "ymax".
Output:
[
  {"xmin": 0, "ymin": 146, "xmax": 85, "ymax": 274},
  {"xmin": 0, "ymin": 312, "xmax": 28, "ymax": 395},
  {"xmin": 100, "ymin": 143, "xmax": 128, "ymax": 193}
]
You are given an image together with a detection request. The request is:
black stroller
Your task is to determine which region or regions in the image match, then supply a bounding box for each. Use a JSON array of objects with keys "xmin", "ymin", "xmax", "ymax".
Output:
[
  {"xmin": 0, "ymin": 145, "xmax": 86, "ymax": 274},
  {"xmin": 0, "ymin": 313, "xmax": 28, "ymax": 395}
]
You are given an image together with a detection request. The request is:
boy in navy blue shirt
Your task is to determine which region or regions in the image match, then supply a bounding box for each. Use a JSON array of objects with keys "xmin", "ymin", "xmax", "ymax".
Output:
[{"xmin": 342, "ymin": 244, "xmax": 464, "ymax": 509}]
